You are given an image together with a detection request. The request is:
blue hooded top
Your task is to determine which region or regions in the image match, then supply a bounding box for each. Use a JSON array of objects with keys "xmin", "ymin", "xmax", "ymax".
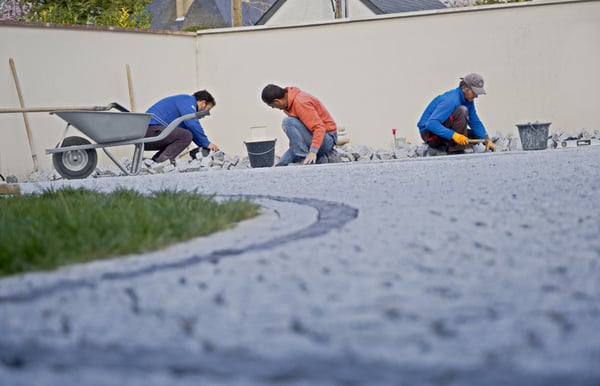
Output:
[
  {"xmin": 146, "ymin": 94, "xmax": 210, "ymax": 147},
  {"xmin": 417, "ymin": 87, "xmax": 487, "ymax": 140}
]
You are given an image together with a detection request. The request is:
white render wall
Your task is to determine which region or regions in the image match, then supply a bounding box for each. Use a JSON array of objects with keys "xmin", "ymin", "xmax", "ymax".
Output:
[
  {"xmin": 0, "ymin": 0, "xmax": 599, "ymax": 179},
  {"xmin": 197, "ymin": 0, "xmax": 600, "ymax": 159},
  {"xmin": 0, "ymin": 26, "xmax": 198, "ymax": 178}
]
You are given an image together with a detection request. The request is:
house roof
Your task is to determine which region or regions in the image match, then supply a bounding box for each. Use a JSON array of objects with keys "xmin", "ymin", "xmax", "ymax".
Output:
[
  {"xmin": 183, "ymin": 0, "xmax": 228, "ymax": 29},
  {"xmin": 362, "ymin": 0, "xmax": 446, "ymax": 14},
  {"xmin": 255, "ymin": 0, "xmax": 287, "ymax": 25},
  {"xmin": 147, "ymin": 0, "xmax": 176, "ymax": 30},
  {"xmin": 147, "ymin": 0, "xmax": 227, "ymax": 30},
  {"xmin": 256, "ymin": 0, "xmax": 447, "ymax": 25},
  {"xmin": 148, "ymin": 0, "xmax": 276, "ymax": 30},
  {"xmin": 216, "ymin": 0, "xmax": 277, "ymax": 26}
]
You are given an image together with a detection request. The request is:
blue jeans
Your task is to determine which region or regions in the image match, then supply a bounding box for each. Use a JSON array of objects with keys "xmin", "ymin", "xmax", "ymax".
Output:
[{"xmin": 278, "ymin": 117, "xmax": 336, "ymax": 165}]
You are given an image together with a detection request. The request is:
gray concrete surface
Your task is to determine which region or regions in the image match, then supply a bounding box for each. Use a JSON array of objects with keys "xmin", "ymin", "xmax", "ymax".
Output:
[{"xmin": 1, "ymin": 146, "xmax": 600, "ymax": 386}]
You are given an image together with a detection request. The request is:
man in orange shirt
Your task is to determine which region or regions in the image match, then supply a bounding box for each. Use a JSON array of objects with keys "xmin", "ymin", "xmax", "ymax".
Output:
[{"xmin": 261, "ymin": 84, "xmax": 338, "ymax": 165}]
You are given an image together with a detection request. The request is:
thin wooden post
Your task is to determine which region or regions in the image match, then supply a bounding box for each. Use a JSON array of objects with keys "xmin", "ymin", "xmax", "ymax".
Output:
[
  {"xmin": 9, "ymin": 58, "xmax": 39, "ymax": 172},
  {"xmin": 126, "ymin": 64, "xmax": 135, "ymax": 112},
  {"xmin": 232, "ymin": 0, "xmax": 242, "ymax": 27}
]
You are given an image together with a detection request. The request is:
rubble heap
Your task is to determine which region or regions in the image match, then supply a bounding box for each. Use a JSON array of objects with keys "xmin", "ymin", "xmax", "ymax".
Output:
[{"xmin": 24, "ymin": 128, "xmax": 600, "ymax": 182}]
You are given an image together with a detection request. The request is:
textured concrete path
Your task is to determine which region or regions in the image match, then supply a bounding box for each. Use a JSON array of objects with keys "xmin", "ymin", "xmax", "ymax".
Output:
[{"xmin": 1, "ymin": 146, "xmax": 600, "ymax": 386}]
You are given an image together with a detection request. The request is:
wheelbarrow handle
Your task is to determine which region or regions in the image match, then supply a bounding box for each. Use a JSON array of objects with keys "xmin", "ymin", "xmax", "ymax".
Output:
[
  {"xmin": 195, "ymin": 109, "xmax": 210, "ymax": 119},
  {"xmin": 467, "ymin": 139, "xmax": 488, "ymax": 144},
  {"xmin": 139, "ymin": 110, "xmax": 211, "ymax": 145},
  {"xmin": 106, "ymin": 102, "xmax": 130, "ymax": 112}
]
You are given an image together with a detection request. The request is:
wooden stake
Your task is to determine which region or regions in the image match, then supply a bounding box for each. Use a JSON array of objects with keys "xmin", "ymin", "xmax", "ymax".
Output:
[
  {"xmin": 0, "ymin": 183, "xmax": 21, "ymax": 195},
  {"xmin": 0, "ymin": 106, "xmax": 110, "ymax": 113},
  {"xmin": 9, "ymin": 58, "xmax": 39, "ymax": 172},
  {"xmin": 335, "ymin": 0, "xmax": 343, "ymax": 18},
  {"xmin": 126, "ymin": 64, "xmax": 135, "ymax": 112},
  {"xmin": 232, "ymin": 0, "xmax": 242, "ymax": 27}
]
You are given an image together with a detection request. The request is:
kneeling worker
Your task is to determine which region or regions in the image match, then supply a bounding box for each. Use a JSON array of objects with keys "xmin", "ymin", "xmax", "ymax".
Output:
[
  {"xmin": 417, "ymin": 73, "xmax": 495, "ymax": 154},
  {"xmin": 144, "ymin": 90, "xmax": 219, "ymax": 163},
  {"xmin": 261, "ymin": 84, "xmax": 338, "ymax": 165}
]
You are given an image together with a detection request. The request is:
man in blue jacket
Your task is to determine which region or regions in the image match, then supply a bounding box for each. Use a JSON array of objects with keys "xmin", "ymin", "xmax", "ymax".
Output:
[
  {"xmin": 417, "ymin": 73, "xmax": 495, "ymax": 154},
  {"xmin": 144, "ymin": 90, "xmax": 219, "ymax": 163}
]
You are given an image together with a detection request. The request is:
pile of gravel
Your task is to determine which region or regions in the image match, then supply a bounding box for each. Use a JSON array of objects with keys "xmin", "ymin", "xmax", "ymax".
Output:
[{"xmin": 23, "ymin": 128, "xmax": 599, "ymax": 182}]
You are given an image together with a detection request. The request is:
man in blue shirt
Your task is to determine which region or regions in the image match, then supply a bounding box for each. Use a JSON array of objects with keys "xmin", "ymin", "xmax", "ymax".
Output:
[
  {"xmin": 417, "ymin": 73, "xmax": 495, "ymax": 154},
  {"xmin": 144, "ymin": 90, "xmax": 219, "ymax": 163}
]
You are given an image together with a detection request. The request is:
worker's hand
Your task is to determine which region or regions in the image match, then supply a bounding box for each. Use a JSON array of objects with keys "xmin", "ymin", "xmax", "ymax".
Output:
[
  {"xmin": 207, "ymin": 143, "xmax": 220, "ymax": 152},
  {"xmin": 451, "ymin": 132, "xmax": 469, "ymax": 145},
  {"xmin": 303, "ymin": 152, "xmax": 317, "ymax": 165},
  {"xmin": 486, "ymin": 140, "xmax": 496, "ymax": 152}
]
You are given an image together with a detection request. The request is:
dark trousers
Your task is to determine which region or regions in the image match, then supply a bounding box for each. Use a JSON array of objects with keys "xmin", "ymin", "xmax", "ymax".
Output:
[
  {"xmin": 144, "ymin": 125, "xmax": 193, "ymax": 162},
  {"xmin": 420, "ymin": 105, "xmax": 472, "ymax": 153}
]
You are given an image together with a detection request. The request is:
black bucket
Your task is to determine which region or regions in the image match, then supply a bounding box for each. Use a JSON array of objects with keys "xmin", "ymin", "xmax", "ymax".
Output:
[
  {"xmin": 244, "ymin": 139, "xmax": 276, "ymax": 168},
  {"xmin": 515, "ymin": 122, "xmax": 551, "ymax": 150}
]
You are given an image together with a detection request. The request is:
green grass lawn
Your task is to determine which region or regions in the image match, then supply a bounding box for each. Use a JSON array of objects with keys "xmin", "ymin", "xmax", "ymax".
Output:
[{"xmin": 0, "ymin": 187, "xmax": 260, "ymax": 276}]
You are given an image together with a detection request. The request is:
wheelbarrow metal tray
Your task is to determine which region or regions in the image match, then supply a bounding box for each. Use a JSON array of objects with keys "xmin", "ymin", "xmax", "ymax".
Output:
[{"xmin": 53, "ymin": 110, "xmax": 152, "ymax": 144}]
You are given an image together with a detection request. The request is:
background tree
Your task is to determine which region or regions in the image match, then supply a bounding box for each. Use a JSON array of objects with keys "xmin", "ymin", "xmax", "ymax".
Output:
[{"xmin": 25, "ymin": 0, "xmax": 152, "ymax": 28}]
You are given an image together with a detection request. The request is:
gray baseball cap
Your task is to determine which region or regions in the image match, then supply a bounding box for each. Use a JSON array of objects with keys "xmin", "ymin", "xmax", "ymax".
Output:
[{"xmin": 462, "ymin": 73, "xmax": 486, "ymax": 95}]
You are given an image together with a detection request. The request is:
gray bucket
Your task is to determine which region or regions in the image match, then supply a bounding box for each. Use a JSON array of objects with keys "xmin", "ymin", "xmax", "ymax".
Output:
[
  {"xmin": 515, "ymin": 121, "xmax": 551, "ymax": 150},
  {"xmin": 244, "ymin": 139, "xmax": 276, "ymax": 168}
]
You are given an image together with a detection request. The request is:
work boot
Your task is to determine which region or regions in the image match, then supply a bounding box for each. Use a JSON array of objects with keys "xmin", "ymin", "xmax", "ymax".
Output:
[
  {"xmin": 325, "ymin": 149, "xmax": 342, "ymax": 163},
  {"xmin": 446, "ymin": 144, "xmax": 466, "ymax": 154},
  {"xmin": 316, "ymin": 154, "xmax": 328, "ymax": 164},
  {"xmin": 276, "ymin": 149, "xmax": 296, "ymax": 166},
  {"xmin": 426, "ymin": 147, "xmax": 447, "ymax": 157},
  {"xmin": 189, "ymin": 147, "xmax": 210, "ymax": 160}
]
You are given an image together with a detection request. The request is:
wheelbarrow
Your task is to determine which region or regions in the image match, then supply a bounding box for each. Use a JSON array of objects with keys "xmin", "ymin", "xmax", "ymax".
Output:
[{"xmin": 45, "ymin": 102, "xmax": 210, "ymax": 179}]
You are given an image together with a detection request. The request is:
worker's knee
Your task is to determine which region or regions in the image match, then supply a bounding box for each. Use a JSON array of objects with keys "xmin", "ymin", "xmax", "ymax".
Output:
[
  {"xmin": 176, "ymin": 128, "xmax": 193, "ymax": 145},
  {"xmin": 183, "ymin": 129, "xmax": 193, "ymax": 142},
  {"xmin": 282, "ymin": 117, "xmax": 303, "ymax": 132},
  {"xmin": 453, "ymin": 105, "xmax": 468, "ymax": 119}
]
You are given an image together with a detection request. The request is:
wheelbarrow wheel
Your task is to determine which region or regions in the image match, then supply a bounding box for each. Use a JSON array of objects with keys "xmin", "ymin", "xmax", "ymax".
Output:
[{"xmin": 52, "ymin": 136, "xmax": 98, "ymax": 179}]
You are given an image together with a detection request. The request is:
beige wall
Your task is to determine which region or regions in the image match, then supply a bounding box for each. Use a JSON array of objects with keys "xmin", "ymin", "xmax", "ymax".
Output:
[
  {"xmin": 199, "ymin": 0, "xmax": 600, "ymax": 158},
  {"xmin": 0, "ymin": 25, "xmax": 198, "ymax": 178},
  {"xmin": 1, "ymin": 0, "xmax": 599, "ymax": 179}
]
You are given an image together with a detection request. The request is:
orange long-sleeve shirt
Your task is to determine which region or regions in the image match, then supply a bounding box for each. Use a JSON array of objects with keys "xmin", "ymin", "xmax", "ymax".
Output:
[{"xmin": 284, "ymin": 87, "xmax": 337, "ymax": 152}]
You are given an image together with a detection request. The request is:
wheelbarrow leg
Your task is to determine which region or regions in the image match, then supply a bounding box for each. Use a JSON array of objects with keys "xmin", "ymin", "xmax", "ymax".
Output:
[
  {"xmin": 101, "ymin": 144, "xmax": 145, "ymax": 176},
  {"xmin": 131, "ymin": 143, "xmax": 145, "ymax": 175},
  {"xmin": 101, "ymin": 147, "xmax": 131, "ymax": 176}
]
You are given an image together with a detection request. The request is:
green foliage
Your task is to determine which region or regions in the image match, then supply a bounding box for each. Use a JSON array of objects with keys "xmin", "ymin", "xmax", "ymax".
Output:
[
  {"xmin": 0, "ymin": 0, "xmax": 32, "ymax": 22},
  {"xmin": 182, "ymin": 25, "xmax": 214, "ymax": 32},
  {"xmin": 25, "ymin": 0, "xmax": 152, "ymax": 28},
  {"xmin": 0, "ymin": 187, "xmax": 260, "ymax": 276}
]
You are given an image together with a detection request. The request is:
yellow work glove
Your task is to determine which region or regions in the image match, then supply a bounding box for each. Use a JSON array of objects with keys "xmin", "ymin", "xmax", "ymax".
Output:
[
  {"xmin": 451, "ymin": 132, "xmax": 469, "ymax": 145},
  {"xmin": 486, "ymin": 140, "xmax": 496, "ymax": 152}
]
